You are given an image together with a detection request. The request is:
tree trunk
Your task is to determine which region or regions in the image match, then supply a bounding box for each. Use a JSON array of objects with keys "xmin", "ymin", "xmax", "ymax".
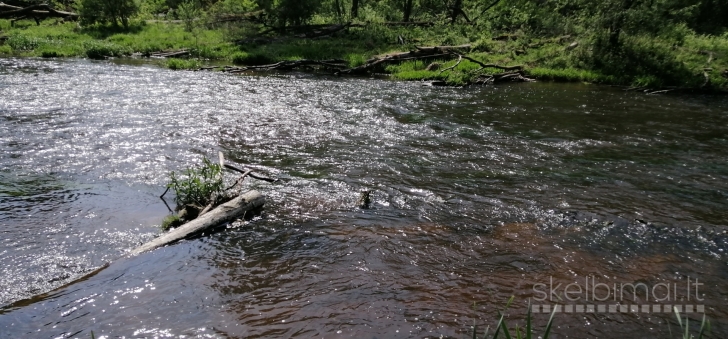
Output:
[
  {"xmin": 334, "ymin": 0, "xmax": 342, "ymax": 20},
  {"xmin": 450, "ymin": 0, "xmax": 463, "ymax": 24},
  {"xmin": 351, "ymin": 0, "xmax": 359, "ymax": 18},
  {"xmin": 402, "ymin": 0, "xmax": 413, "ymax": 22}
]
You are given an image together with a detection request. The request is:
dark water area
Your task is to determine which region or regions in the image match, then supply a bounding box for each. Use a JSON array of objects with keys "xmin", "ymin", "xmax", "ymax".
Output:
[{"xmin": 0, "ymin": 58, "xmax": 727, "ymax": 338}]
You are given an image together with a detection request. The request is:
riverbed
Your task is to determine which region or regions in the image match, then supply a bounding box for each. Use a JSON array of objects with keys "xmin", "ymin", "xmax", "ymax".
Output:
[{"xmin": 0, "ymin": 57, "xmax": 726, "ymax": 338}]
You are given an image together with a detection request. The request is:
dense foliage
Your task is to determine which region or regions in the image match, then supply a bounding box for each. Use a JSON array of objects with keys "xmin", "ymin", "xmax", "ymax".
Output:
[{"xmin": 77, "ymin": 0, "xmax": 139, "ymax": 28}]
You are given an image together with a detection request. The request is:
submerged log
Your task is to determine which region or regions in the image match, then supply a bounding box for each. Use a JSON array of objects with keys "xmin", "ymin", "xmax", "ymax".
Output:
[{"xmin": 129, "ymin": 190, "xmax": 264, "ymax": 256}]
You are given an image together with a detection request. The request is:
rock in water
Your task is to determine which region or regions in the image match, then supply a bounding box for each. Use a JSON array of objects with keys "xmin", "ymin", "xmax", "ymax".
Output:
[{"xmin": 358, "ymin": 190, "xmax": 371, "ymax": 209}]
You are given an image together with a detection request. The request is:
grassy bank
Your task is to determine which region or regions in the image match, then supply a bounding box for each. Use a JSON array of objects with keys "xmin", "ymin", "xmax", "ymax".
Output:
[{"xmin": 1, "ymin": 18, "xmax": 726, "ymax": 91}]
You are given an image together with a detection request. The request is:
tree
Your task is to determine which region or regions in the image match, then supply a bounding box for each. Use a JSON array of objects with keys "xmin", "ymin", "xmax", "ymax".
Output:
[
  {"xmin": 77, "ymin": 0, "xmax": 139, "ymax": 28},
  {"xmin": 402, "ymin": 0, "xmax": 413, "ymax": 21},
  {"xmin": 351, "ymin": 0, "xmax": 359, "ymax": 18}
]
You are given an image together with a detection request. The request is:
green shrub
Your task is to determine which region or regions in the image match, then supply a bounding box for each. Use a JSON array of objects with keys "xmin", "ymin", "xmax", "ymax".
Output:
[
  {"xmin": 166, "ymin": 58, "xmax": 201, "ymax": 70},
  {"xmin": 231, "ymin": 51, "xmax": 274, "ymax": 65},
  {"xmin": 83, "ymin": 41, "xmax": 131, "ymax": 59},
  {"xmin": 6, "ymin": 35, "xmax": 43, "ymax": 51},
  {"xmin": 40, "ymin": 50, "xmax": 63, "ymax": 58},
  {"xmin": 167, "ymin": 157, "xmax": 224, "ymax": 207},
  {"xmin": 0, "ymin": 45, "xmax": 11, "ymax": 55},
  {"xmin": 345, "ymin": 53, "xmax": 367, "ymax": 67},
  {"xmin": 77, "ymin": 0, "xmax": 140, "ymax": 28}
]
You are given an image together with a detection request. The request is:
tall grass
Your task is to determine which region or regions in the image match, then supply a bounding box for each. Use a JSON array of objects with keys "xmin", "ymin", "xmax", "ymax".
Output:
[
  {"xmin": 472, "ymin": 298, "xmax": 558, "ymax": 339},
  {"xmin": 670, "ymin": 307, "xmax": 710, "ymax": 339}
]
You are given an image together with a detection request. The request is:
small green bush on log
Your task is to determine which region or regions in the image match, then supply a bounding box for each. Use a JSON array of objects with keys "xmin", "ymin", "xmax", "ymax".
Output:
[{"xmin": 167, "ymin": 157, "xmax": 224, "ymax": 208}]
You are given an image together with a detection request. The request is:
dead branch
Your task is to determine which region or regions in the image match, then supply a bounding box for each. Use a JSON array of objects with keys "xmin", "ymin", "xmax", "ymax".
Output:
[
  {"xmin": 453, "ymin": 53, "xmax": 523, "ymax": 72},
  {"xmin": 438, "ymin": 54, "xmax": 462, "ymax": 75},
  {"xmin": 473, "ymin": 0, "xmax": 503, "ymax": 22},
  {"xmin": 701, "ymin": 69, "xmax": 711, "ymax": 88},
  {"xmin": 223, "ymin": 164, "xmax": 278, "ymax": 183},
  {"xmin": 224, "ymin": 169, "xmax": 253, "ymax": 192},
  {"xmin": 337, "ymin": 46, "xmax": 464, "ymax": 75}
]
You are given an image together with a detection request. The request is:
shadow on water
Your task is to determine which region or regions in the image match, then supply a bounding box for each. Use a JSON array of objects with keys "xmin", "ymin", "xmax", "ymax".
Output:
[{"xmin": 0, "ymin": 58, "xmax": 726, "ymax": 338}]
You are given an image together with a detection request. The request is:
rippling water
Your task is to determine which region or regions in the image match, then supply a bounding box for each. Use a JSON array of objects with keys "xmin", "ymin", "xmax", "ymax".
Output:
[{"xmin": 0, "ymin": 58, "xmax": 727, "ymax": 338}]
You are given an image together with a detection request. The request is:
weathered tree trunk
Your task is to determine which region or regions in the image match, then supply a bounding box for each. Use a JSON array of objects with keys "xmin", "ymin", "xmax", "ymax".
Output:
[{"xmin": 128, "ymin": 190, "xmax": 264, "ymax": 256}]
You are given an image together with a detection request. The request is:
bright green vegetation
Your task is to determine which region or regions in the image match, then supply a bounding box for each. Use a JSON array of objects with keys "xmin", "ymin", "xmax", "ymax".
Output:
[
  {"xmin": 0, "ymin": 0, "xmax": 726, "ymax": 90},
  {"xmin": 167, "ymin": 157, "xmax": 224, "ymax": 208}
]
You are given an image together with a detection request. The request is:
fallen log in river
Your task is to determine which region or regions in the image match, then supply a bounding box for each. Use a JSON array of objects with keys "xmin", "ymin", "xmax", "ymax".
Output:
[{"xmin": 129, "ymin": 189, "xmax": 264, "ymax": 256}]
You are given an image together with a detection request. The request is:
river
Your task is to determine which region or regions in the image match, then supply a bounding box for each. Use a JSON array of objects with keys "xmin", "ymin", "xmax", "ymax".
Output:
[{"xmin": 0, "ymin": 58, "xmax": 726, "ymax": 338}]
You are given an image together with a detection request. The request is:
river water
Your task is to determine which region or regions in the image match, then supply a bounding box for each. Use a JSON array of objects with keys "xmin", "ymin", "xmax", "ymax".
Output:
[{"xmin": 0, "ymin": 58, "xmax": 726, "ymax": 338}]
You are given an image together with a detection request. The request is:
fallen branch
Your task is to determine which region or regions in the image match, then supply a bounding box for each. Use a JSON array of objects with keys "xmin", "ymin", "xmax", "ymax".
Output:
[
  {"xmin": 223, "ymin": 163, "xmax": 278, "ymax": 183},
  {"xmin": 701, "ymin": 69, "xmax": 711, "ymax": 88},
  {"xmin": 438, "ymin": 54, "xmax": 462, "ymax": 75},
  {"xmin": 337, "ymin": 46, "xmax": 465, "ymax": 75},
  {"xmin": 453, "ymin": 53, "xmax": 523, "ymax": 71},
  {"xmin": 224, "ymin": 169, "xmax": 253, "ymax": 191}
]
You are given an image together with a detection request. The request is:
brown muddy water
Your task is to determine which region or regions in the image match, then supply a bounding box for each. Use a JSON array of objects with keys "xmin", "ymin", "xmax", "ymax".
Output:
[{"xmin": 0, "ymin": 58, "xmax": 727, "ymax": 339}]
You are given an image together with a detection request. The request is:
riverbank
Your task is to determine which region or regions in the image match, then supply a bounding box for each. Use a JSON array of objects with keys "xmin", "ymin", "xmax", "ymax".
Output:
[{"xmin": 1, "ymin": 19, "xmax": 726, "ymax": 91}]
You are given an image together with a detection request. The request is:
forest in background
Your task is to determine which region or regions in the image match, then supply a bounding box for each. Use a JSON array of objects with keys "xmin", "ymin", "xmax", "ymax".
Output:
[{"xmin": 1, "ymin": 0, "xmax": 727, "ymax": 90}]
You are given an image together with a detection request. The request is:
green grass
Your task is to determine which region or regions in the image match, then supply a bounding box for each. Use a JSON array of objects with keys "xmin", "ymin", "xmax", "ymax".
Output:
[
  {"xmin": 166, "ymin": 58, "xmax": 201, "ymax": 70},
  {"xmin": 527, "ymin": 67, "xmax": 613, "ymax": 83},
  {"xmin": 231, "ymin": 51, "xmax": 274, "ymax": 65},
  {"xmin": 161, "ymin": 214, "xmax": 184, "ymax": 231}
]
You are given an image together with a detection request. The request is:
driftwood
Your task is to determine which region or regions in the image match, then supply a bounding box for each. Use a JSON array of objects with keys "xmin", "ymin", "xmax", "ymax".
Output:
[
  {"xmin": 150, "ymin": 49, "xmax": 190, "ymax": 58},
  {"xmin": 0, "ymin": 3, "xmax": 78, "ymax": 25},
  {"xmin": 130, "ymin": 190, "xmax": 264, "ymax": 256}
]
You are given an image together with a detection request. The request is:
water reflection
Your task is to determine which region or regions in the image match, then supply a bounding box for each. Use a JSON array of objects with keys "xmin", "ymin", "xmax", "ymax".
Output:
[{"xmin": 0, "ymin": 58, "xmax": 726, "ymax": 338}]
